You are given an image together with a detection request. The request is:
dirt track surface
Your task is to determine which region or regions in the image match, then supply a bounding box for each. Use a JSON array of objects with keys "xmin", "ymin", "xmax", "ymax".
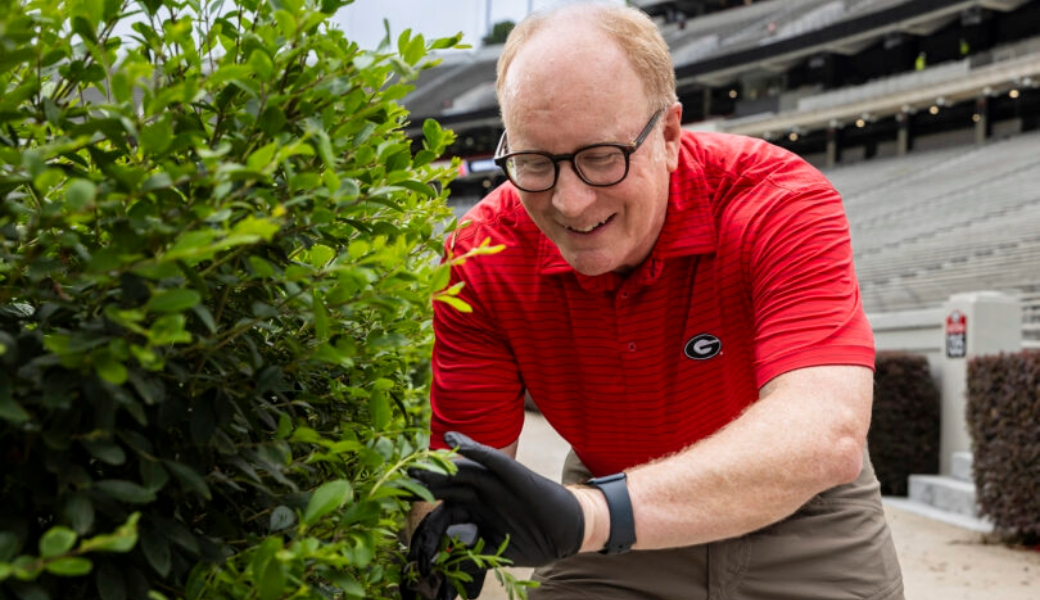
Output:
[{"xmin": 478, "ymin": 412, "xmax": 1040, "ymax": 599}]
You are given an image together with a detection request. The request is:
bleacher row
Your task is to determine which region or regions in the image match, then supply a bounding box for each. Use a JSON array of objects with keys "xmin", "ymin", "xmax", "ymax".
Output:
[
  {"xmin": 823, "ymin": 129, "xmax": 1040, "ymax": 314},
  {"xmin": 661, "ymin": 0, "xmax": 899, "ymax": 64}
]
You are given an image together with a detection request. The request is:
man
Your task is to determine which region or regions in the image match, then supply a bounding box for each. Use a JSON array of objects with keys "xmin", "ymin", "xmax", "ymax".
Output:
[{"xmin": 408, "ymin": 3, "xmax": 904, "ymax": 599}]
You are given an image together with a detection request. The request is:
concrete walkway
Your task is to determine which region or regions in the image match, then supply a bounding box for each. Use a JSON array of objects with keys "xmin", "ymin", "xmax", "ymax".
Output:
[{"xmin": 478, "ymin": 411, "xmax": 1040, "ymax": 599}]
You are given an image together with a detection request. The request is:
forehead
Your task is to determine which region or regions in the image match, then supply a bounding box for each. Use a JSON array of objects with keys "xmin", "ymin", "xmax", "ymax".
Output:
[{"xmin": 500, "ymin": 22, "xmax": 650, "ymax": 151}]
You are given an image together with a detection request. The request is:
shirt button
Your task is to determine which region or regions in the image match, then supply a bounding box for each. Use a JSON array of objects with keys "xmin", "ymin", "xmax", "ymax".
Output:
[
  {"xmin": 621, "ymin": 291, "xmax": 629, "ymax": 299},
  {"xmin": 628, "ymin": 342, "xmax": 637, "ymax": 352}
]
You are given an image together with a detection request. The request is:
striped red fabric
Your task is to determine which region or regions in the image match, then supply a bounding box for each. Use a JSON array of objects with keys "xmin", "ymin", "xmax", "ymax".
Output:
[{"xmin": 431, "ymin": 131, "xmax": 875, "ymax": 477}]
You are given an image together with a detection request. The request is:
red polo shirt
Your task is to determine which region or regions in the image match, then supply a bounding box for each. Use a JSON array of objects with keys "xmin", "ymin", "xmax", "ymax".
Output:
[{"xmin": 430, "ymin": 131, "xmax": 874, "ymax": 477}]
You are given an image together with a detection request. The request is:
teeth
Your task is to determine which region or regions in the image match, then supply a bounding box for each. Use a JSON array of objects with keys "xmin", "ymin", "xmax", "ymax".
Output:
[{"xmin": 568, "ymin": 217, "xmax": 610, "ymax": 233}]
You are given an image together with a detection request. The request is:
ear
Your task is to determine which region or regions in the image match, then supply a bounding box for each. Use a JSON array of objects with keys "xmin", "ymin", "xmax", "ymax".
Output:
[{"xmin": 661, "ymin": 102, "xmax": 683, "ymax": 173}]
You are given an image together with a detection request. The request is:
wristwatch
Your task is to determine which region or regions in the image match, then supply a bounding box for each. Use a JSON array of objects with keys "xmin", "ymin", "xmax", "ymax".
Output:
[{"xmin": 587, "ymin": 472, "xmax": 636, "ymax": 554}]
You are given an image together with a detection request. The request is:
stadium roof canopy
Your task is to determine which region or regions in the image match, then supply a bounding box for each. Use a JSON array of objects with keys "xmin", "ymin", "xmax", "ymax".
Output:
[{"xmin": 402, "ymin": 0, "xmax": 1036, "ymax": 138}]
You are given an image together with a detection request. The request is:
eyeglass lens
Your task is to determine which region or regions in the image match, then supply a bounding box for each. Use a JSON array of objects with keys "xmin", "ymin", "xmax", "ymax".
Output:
[{"xmin": 504, "ymin": 145, "xmax": 628, "ymax": 192}]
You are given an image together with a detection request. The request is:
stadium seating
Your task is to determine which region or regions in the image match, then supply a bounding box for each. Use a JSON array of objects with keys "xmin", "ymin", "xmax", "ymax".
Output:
[{"xmin": 824, "ymin": 129, "xmax": 1040, "ymax": 313}]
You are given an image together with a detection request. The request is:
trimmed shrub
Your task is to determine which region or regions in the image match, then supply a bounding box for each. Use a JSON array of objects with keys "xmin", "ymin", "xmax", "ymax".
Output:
[
  {"xmin": 0, "ymin": 0, "xmax": 502, "ymax": 598},
  {"xmin": 868, "ymin": 352, "xmax": 941, "ymax": 496},
  {"xmin": 967, "ymin": 351, "xmax": 1040, "ymax": 543}
]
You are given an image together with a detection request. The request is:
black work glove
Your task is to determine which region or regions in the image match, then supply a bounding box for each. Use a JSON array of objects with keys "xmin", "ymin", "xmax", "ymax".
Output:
[
  {"xmin": 409, "ymin": 431, "xmax": 585, "ymax": 570},
  {"xmin": 404, "ymin": 522, "xmax": 486, "ymax": 600}
]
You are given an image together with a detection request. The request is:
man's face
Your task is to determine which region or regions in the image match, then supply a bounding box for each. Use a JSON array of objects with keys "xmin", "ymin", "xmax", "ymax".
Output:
[{"xmin": 499, "ymin": 27, "xmax": 681, "ymax": 277}]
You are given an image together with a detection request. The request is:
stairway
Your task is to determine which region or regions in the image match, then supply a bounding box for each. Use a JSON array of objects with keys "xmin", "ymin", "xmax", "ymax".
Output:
[{"xmin": 883, "ymin": 452, "xmax": 994, "ymax": 533}]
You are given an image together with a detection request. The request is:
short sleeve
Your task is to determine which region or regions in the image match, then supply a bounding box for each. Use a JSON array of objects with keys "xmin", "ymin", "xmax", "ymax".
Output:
[
  {"xmin": 743, "ymin": 177, "xmax": 875, "ymax": 387},
  {"xmin": 429, "ymin": 235, "xmax": 526, "ymax": 450}
]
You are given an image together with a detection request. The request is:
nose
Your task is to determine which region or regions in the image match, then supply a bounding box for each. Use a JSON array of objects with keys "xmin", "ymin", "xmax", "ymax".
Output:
[{"xmin": 551, "ymin": 162, "xmax": 596, "ymax": 219}]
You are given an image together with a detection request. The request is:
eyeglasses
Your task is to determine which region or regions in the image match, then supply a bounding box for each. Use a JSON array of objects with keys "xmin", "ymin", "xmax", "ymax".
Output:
[{"xmin": 493, "ymin": 110, "xmax": 664, "ymax": 193}]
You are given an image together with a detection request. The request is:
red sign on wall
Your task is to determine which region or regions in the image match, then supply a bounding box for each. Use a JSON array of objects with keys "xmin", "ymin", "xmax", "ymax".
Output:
[{"xmin": 946, "ymin": 310, "xmax": 967, "ymax": 358}]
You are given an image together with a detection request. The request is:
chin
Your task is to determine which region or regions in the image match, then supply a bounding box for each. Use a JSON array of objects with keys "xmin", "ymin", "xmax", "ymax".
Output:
[{"xmin": 563, "ymin": 252, "xmax": 621, "ymax": 277}]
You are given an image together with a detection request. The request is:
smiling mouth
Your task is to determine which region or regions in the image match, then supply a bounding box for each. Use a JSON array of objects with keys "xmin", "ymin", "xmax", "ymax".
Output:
[{"xmin": 565, "ymin": 214, "xmax": 615, "ymax": 234}]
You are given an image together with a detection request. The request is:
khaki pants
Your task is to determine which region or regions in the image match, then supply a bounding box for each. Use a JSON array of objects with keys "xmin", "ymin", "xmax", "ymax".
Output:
[{"xmin": 530, "ymin": 450, "xmax": 904, "ymax": 600}]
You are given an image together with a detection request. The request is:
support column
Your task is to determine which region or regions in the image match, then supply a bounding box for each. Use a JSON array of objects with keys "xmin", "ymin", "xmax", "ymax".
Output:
[
  {"xmin": 974, "ymin": 95, "xmax": 990, "ymax": 145},
  {"xmin": 702, "ymin": 88, "xmax": 712, "ymax": 119},
  {"xmin": 826, "ymin": 126, "xmax": 841, "ymax": 168},
  {"xmin": 896, "ymin": 111, "xmax": 910, "ymax": 156},
  {"xmin": 938, "ymin": 292, "xmax": 1022, "ymax": 475}
]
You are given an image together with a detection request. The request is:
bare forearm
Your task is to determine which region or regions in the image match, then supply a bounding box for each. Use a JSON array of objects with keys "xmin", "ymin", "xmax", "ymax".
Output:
[{"xmin": 577, "ymin": 365, "xmax": 872, "ymax": 552}]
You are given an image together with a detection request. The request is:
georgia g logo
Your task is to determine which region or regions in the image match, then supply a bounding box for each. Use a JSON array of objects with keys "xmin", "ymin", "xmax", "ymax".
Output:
[{"xmin": 684, "ymin": 334, "xmax": 722, "ymax": 360}]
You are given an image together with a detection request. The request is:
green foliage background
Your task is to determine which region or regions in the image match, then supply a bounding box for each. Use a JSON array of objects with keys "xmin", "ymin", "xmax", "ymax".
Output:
[{"xmin": 0, "ymin": 0, "xmax": 493, "ymax": 598}]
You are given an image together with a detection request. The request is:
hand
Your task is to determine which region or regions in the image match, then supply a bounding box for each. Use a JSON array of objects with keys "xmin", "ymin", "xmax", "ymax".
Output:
[
  {"xmin": 404, "ymin": 522, "xmax": 486, "ymax": 600},
  {"xmin": 409, "ymin": 432, "xmax": 585, "ymax": 569}
]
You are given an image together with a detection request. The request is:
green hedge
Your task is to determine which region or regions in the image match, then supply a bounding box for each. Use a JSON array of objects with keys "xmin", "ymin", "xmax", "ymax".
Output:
[
  {"xmin": 868, "ymin": 352, "xmax": 941, "ymax": 496},
  {"xmin": 967, "ymin": 351, "xmax": 1040, "ymax": 543},
  {"xmin": 0, "ymin": 0, "xmax": 503, "ymax": 598}
]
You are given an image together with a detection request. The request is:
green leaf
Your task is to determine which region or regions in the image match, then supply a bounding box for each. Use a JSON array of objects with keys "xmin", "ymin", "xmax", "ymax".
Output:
[
  {"xmin": 111, "ymin": 71, "xmax": 132, "ymax": 104},
  {"xmin": 368, "ymin": 390, "xmax": 390, "ymax": 430},
  {"xmin": 397, "ymin": 180, "xmax": 436, "ymax": 198},
  {"xmin": 434, "ymin": 295, "xmax": 473, "ymax": 313},
  {"xmin": 275, "ymin": 413, "xmax": 292, "ymax": 439},
  {"xmin": 11, "ymin": 555, "xmax": 43, "ymax": 582},
  {"xmin": 302, "ymin": 480, "xmax": 353, "ymax": 525},
  {"xmin": 269, "ymin": 506, "xmax": 295, "ymax": 532},
  {"xmin": 163, "ymin": 460, "xmax": 211, "ymax": 500},
  {"xmin": 0, "ymin": 532, "xmax": 19, "ymax": 562},
  {"xmin": 313, "ymin": 291, "xmax": 329, "ymax": 342},
  {"xmin": 430, "ymin": 264, "xmax": 451, "ymax": 292},
  {"xmin": 93, "ymin": 352, "xmax": 128, "ymax": 385},
  {"xmin": 81, "ymin": 440, "xmax": 127, "ymax": 465},
  {"xmin": 148, "ymin": 314, "xmax": 192, "ymax": 345},
  {"xmin": 258, "ymin": 558, "xmax": 285, "ymax": 600},
  {"xmin": 273, "ymin": 9, "xmax": 297, "ymax": 38},
  {"xmin": 328, "ymin": 573, "xmax": 365, "ymax": 599},
  {"xmin": 347, "ymin": 240, "xmax": 369, "ymax": 260},
  {"xmin": 0, "ymin": 393, "xmax": 31, "ymax": 424},
  {"xmin": 248, "ymin": 49, "xmax": 274, "ymax": 81},
  {"xmin": 307, "ymin": 244, "xmax": 335, "ymax": 268},
  {"xmin": 45, "ymin": 557, "xmax": 92, "ymax": 577},
  {"xmin": 192, "ymin": 304, "xmax": 217, "ymax": 334},
  {"xmin": 248, "ymin": 256, "xmax": 276, "ymax": 278},
  {"xmin": 423, "ymin": 118, "xmax": 444, "ymax": 150},
  {"xmin": 63, "ymin": 494, "xmax": 95, "ymax": 535},
  {"xmin": 148, "ymin": 289, "xmax": 201, "ymax": 313},
  {"xmin": 139, "ymin": 122, "xmax": 172, "ymax": 155},
  {"xmin": 393, "ymin": 477, "xmax": 435, "ymax": 504},
  {"xmin": 140, "ymin": 528, "xmax": 171, "ymax": 577},
  {"xmin": 39, "ymin": 527, "xmax": 77, "ymax": 558},
  {"xmin": 94, "ymin": 480, "xmax": 156, "ymax": 504},
  {"xmin": 141, "ymin": 172, "xmax": 172, "ymax": 192},
  {"xmin": 231, "ymin": 216, "xmax": 280, "ymax": 241},
  {"xmin": 206, "ymin": 64, "xmax": 252, "ymax": 88},
  {"xmin": 404, "ymin": 33, "xmax": 426, "ymax": 66},
  {"xmin": 66, "ymin": 179, "xmax": 97, "ymax": 211},
  {"xmin": 78, "ymin": 513, "xmax": 140, "ymax": 553},
  {"xmin": 246, "ymin": 141, "xmax": 278, "ymax": 172}
]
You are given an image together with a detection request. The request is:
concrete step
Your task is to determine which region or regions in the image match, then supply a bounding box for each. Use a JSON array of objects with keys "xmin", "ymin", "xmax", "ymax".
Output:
[
  {"xmin": 908, "ymin": 474, "xmax": 981, "ymax": 519},
  {"xmin": 883, "ymin": 496, "xmax": 994, "ymax": 533},
  {"xmin": 951, "ymin": 451, "xmax": 974, "ymax": 482}
]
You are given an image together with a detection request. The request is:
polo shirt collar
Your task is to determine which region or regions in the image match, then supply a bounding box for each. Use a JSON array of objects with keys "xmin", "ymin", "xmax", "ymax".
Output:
[{"xmin": 538, "ymin": 164, "xmax": 717, "ymax": 292}]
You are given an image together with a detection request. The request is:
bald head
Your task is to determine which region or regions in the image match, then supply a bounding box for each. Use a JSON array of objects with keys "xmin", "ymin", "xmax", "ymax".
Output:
[{"xmin": 496, "ymin": 3, "xmax": 676, "ymax": 123}]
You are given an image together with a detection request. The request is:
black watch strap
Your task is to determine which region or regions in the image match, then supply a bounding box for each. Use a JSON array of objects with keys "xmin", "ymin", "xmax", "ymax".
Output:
[{"xmin": 587, "ymin": 472, "xmax": 636, "ymax": 555}]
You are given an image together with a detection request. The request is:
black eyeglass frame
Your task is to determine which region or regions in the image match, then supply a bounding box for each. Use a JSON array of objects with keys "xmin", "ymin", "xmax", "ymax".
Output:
[{"xmin": 493, "ymin": 109, "xmax": 665, "ymax": 193}]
